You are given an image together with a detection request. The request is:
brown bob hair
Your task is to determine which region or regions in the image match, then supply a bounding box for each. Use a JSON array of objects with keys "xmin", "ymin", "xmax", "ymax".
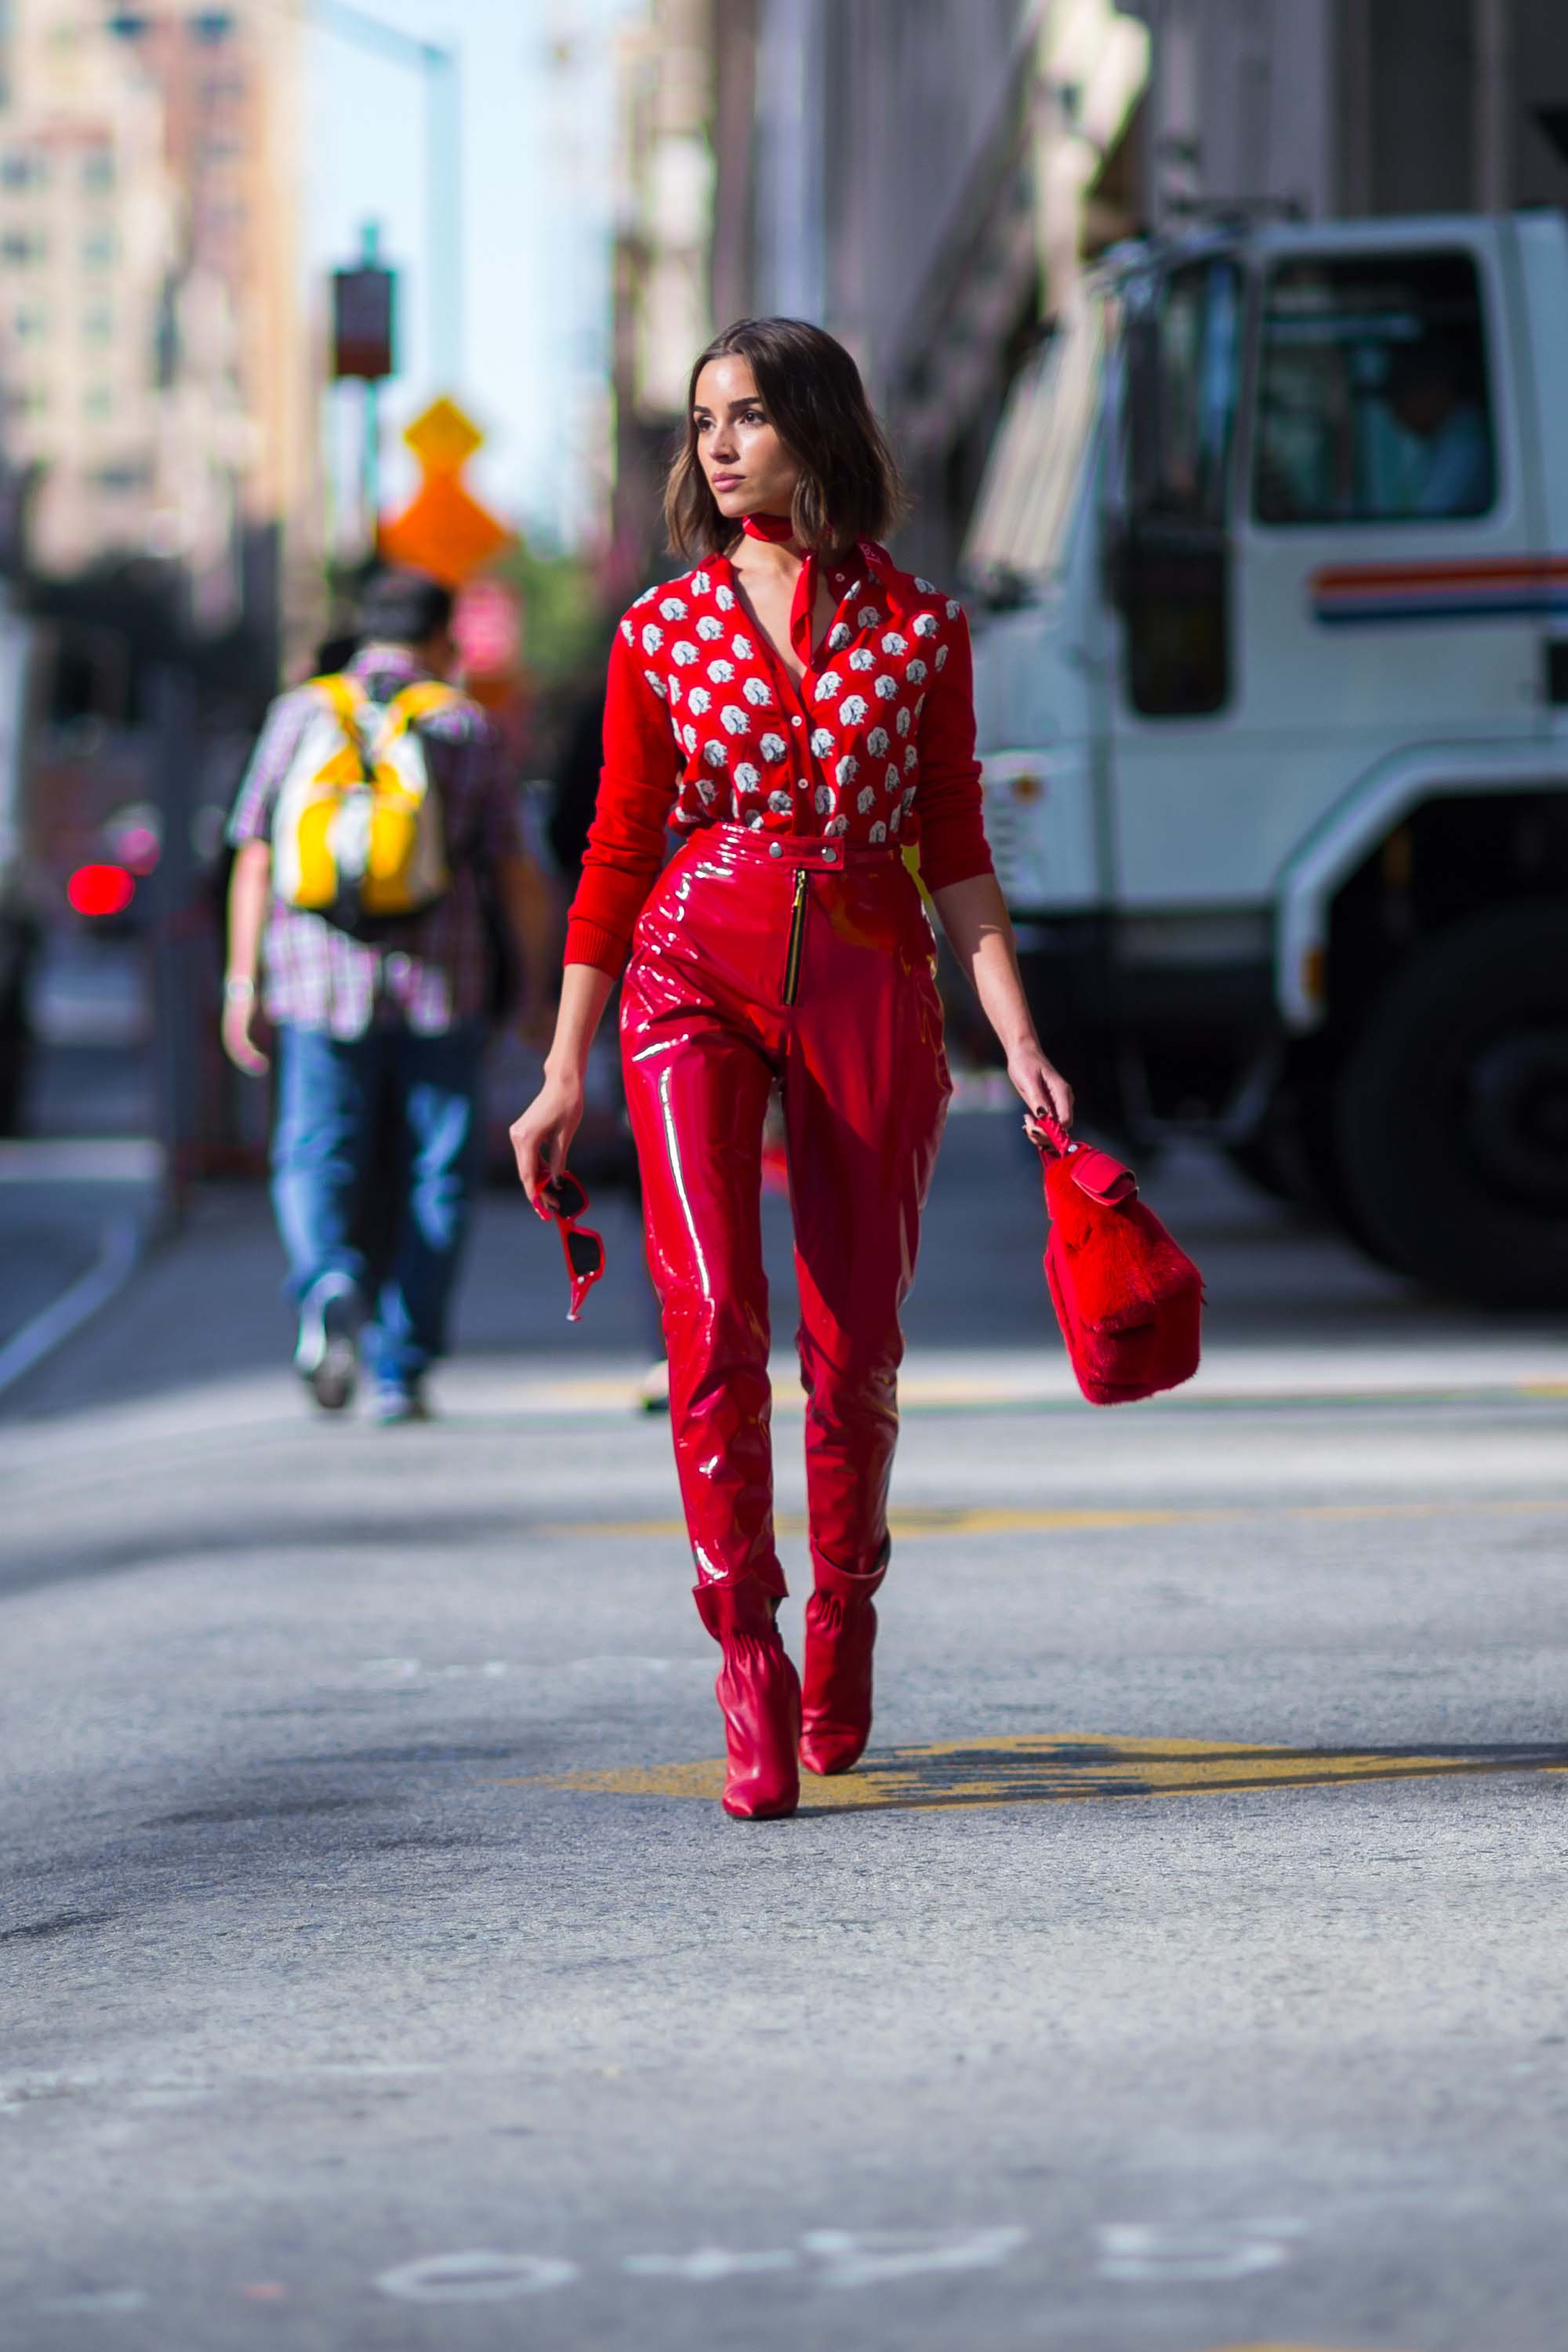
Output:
[{"xmin": 664, "ymin": 317, "xmax": 905, "ymax": 561}]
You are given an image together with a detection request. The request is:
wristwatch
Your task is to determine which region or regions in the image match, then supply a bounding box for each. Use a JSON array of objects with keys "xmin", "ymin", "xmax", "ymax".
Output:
[{"xmin": 223, "ymin": 976, "xmax": 256, "ymax": 1003}]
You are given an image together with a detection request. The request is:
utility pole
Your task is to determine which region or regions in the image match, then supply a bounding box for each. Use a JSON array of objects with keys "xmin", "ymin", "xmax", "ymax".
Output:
[
  {"xmin": 314, "ymin": 0, "xmax": 464, "ymax": 393},
  {"xmin": 1473, "ymin": 0, "xmax": 1514, "ymax": 212}
]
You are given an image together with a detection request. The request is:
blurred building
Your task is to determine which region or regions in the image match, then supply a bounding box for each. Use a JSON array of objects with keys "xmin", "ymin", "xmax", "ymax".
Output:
[
  {"xmin": 607, "ymin": 0, "xmax": 1568, "ymax": 579},
  {"xmin": 1133, "ymin": 0, "xmax": 1568, "ymax": 227},
  {"xmin": 0, "ymin": 0, "xmax": 314, "ymax": 672},
  {"xmin": 610, "ymin": 0, "xmax": 1148, "ymax": 578},
  {"xmin": 608, "ymin": 0, "xmax": 714, "ymax": 575}
]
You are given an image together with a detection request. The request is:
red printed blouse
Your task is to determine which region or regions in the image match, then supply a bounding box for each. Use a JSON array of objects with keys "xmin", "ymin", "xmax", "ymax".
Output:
[{"xmin": 563, "ymin": 536, "xmax": 993, "ymax": 975}]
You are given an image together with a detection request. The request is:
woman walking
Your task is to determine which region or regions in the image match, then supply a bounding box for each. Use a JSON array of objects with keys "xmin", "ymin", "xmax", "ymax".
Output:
[{"xmin": 510, "ymin": 318, "xmax": 1073, "ymax": 1819}]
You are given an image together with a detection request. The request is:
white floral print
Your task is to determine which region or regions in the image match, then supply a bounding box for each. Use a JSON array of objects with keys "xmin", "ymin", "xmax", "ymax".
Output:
[{"xmin": 615, "ymin": 550, "xmax": 979, "ymax": 864}]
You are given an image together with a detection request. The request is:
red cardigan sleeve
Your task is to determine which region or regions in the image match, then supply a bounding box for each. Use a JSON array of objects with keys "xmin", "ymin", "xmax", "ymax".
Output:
[
  {"xmin": 912, "ymin": 609, "xmax": 994, "ymax": 892},
  {"xmin": 564, "ymin": 630, "xmax": 682, "ymax": 975}
]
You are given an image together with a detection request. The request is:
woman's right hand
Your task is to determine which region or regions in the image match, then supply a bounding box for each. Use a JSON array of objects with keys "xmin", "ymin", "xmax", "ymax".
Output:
[{"xmin": 510, "ymin": 1069, "xmax": 584, "ymax": 1209}]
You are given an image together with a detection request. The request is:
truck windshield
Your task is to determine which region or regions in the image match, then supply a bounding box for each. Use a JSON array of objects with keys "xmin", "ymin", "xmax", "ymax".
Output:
[
  {"xmin": 1123, "ymin": 256, "xmax": 1242, "ymax": 528},
  {"xmin": 964, "ymin": 292, "xmax": 1106, "ymax": 586},
  {"xmin": 1113, "ymin": 256, "xmax": 1242, "ymax": 717},
  {"xmin": 1252, "ymin": 249, "xmax": 1495, "ymax": 524}
]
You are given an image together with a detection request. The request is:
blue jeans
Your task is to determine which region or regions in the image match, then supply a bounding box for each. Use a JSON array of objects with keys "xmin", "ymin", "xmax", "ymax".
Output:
[{"xmin": 270, "ymin": 1020, "xmax": 485, "ymax": 1387}]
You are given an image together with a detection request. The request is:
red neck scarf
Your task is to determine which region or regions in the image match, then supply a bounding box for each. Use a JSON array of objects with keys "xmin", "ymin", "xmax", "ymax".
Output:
[{"xmin": 736, "ymin": 513, "xmax": 828, "ymax": 665}]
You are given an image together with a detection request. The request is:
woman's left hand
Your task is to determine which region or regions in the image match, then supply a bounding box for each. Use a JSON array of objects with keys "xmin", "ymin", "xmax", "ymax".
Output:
[{"xmin": 1005, "ymin": 1041, "xmax": 1074, "ymax": 1132}]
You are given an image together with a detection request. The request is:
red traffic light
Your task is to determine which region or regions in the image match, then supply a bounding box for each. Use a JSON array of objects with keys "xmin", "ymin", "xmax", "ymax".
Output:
[{"xmin": 68, "ymin": 863, "xmax": 136, "ymax": 918}]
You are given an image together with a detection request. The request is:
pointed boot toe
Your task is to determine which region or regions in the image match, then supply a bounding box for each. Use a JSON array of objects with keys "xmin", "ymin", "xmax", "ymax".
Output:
[
  {"xmin": 695, "ymin": 1581, "xmax": 801, "ymax": 1819},
  {"xmin": 800, "ymin": 1558, "xmax": 884, "ymax": 1777}
]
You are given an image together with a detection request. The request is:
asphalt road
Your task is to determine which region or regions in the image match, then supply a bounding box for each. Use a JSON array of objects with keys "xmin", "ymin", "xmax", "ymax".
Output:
[{"xmin": 2, "ymin": 1116, "xmax": 1566, "ymax": 2352}]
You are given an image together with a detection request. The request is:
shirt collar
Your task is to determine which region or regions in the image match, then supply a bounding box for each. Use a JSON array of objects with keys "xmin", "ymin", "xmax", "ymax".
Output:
[{"xmin": 347, "ymin": 642, "xmax": 433, "ymax": 689}]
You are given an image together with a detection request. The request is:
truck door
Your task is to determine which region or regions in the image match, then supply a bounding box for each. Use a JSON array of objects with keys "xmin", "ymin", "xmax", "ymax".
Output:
[
  {"xmin": 1106, "ymin": 250, "xmax": 1250, "ymax": 906},
  {"xmin": 1109, "ymin": 227, "xmax": 1539, "ymax": 913},
  {"xmin": 1237, "ymin": 227, "xmax": 1538, "ymax": 844}
]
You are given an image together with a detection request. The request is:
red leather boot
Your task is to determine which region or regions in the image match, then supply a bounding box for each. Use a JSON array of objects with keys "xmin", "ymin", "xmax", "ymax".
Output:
[
  {"xmin": 799, "ymin": 1543, "xmax": 889, "ymax": 1777},
  {"xmin": 694, "ymin": 1581, "xmax": 801, "ymax": 1820}
]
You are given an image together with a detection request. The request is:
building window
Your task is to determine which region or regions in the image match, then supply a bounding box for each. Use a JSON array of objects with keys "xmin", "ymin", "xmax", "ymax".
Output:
[
  {"xmin": 83, "ymin": 147, "xmax": 114, "ymax": 194},
  {"xmin": 14, "ymin": 303, "xmax": 44, "ymax": 338},
  {"xmin": 2, "ymin": 151, "xmax": 31, "ymax": 189},
  {"xmin": 2, "ymin": 230, "xmax": 38, "ymax": 266},
  {"xmin": 1254, "ymin": 250, "xmax": 1497, "ymax": 525},
  {"xmin": 82, "ymin": 228, "xmax": 116, "ymax": 270},
  {"xmin": 85, "ymin": 385, "xmax": 113, "ymax": 420},
  {"xmin": 83, "ymin": 304, "xmax": 113, "ymax": 343}
]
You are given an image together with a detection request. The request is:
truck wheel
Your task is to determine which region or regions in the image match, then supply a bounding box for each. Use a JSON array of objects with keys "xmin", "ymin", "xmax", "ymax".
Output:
[{"xmin": 1334, "ymin": 903, "xmax": 1568, "ymax": 1307}]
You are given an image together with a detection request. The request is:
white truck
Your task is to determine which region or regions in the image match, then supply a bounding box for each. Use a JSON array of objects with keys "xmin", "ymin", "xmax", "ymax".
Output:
[{"xmin": 964, "ymin": 207, "xmax": 1568, "ymax": 1308}]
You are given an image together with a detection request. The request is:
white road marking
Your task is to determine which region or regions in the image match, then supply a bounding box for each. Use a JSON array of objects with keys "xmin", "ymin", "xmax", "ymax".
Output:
[
  {"xmin": 1096, "ymin": 2220, "xmax": 1306, "ymax": 2282},
  {"xmin": 34, "ymin": 2290, "xmax": 148, "ymax": 2314},
  {"xmin": 622, "ymin": 2248, "xmax": 798, "ymax": 2281},
  {"xmin": 375, "ymin": 2251, "xmax": 579, "ymax": 2302},
  {"xmin": 801, "ymin": 2227, "xmax": 1029, "ymax": 2287}
]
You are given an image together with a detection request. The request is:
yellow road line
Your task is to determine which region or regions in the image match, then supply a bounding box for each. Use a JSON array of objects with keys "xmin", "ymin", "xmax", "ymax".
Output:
[
  {"xmin": 532, "ymin": 1496, "xmax": 1568, "ymax": 1544},
  {"xmin": 506, "ymin": 1731, "xmax": 1568, "ymax": 1815}
]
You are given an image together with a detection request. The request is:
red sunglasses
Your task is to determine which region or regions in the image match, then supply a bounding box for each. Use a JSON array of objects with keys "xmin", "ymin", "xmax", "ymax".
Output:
[{"xmin": 536, "ymin": 1169, "xmax": 606, "ymax": 1322}]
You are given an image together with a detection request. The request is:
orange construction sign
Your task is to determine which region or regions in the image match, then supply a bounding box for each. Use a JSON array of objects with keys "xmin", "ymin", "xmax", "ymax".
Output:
[{"xmin": 380, "ymin": 397, "xmax": 512, "ymax": 586}]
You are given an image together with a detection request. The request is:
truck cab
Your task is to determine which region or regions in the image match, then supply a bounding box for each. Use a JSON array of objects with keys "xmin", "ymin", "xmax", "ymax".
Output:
[{"xmin": 966, "ymin": 209, "xmax": 1568, "ymax": 1307}]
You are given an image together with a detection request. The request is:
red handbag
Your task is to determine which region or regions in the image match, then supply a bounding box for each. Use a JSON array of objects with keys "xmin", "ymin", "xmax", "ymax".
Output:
[{"xmin": 1029, "ymin": 1112, "xmax": 1203, "ymax": 1405}]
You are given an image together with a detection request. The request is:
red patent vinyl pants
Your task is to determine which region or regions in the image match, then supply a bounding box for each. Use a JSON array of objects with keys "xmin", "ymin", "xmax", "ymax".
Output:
[{"xmin": 621, "ymin": 825, "xmax": 952, "ymax": 1599}]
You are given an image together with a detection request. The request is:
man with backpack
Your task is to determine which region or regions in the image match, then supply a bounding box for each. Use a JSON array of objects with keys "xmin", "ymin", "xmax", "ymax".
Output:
[{"xmin": 223, "ymin": 568, "xmax": 550, "ymax": 1423}]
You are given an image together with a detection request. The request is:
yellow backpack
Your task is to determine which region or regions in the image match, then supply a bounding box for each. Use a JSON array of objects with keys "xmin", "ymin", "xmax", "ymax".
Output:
[{"xmin": 270, "ymin": 673, "xmax": 459, "ymax": 933}]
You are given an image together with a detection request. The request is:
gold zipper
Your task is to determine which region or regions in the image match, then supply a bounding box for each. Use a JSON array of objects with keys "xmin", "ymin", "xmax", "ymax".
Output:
[{"xmin": 782, "ymin": 866, "xmax": 808, "ymax": 1004}]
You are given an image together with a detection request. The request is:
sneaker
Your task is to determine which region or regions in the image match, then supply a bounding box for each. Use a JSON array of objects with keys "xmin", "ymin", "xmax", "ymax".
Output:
[
  {"xmin": 368, "ymin": 1379, "xmax": 430, "ymax": 1426},
  {"xmin": 294, "ymin": 1275, "xmax": 361, "ymax": 1412},
  {"xmin": 636, "ymin": 1358, "xmax": 670, "ymax": 1415}
]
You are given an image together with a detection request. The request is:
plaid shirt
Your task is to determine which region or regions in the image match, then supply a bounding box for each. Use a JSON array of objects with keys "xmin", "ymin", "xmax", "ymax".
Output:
[{"xmin": 228, "ymin": 645, "xmax": 521, "ymax": 1039}]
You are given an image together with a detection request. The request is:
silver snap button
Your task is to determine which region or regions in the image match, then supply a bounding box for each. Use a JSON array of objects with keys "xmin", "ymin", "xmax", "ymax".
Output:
[
  {"xmin": 768, "ymin": 840, "xmax": 782, "ymax": 858},
  {"xmin": 822, "ymin": 848, "xmax": 838, "ymax": 865},
  {"xmin": 790, "ymin": 715, "xmax": 802, "ymax": 728}
]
